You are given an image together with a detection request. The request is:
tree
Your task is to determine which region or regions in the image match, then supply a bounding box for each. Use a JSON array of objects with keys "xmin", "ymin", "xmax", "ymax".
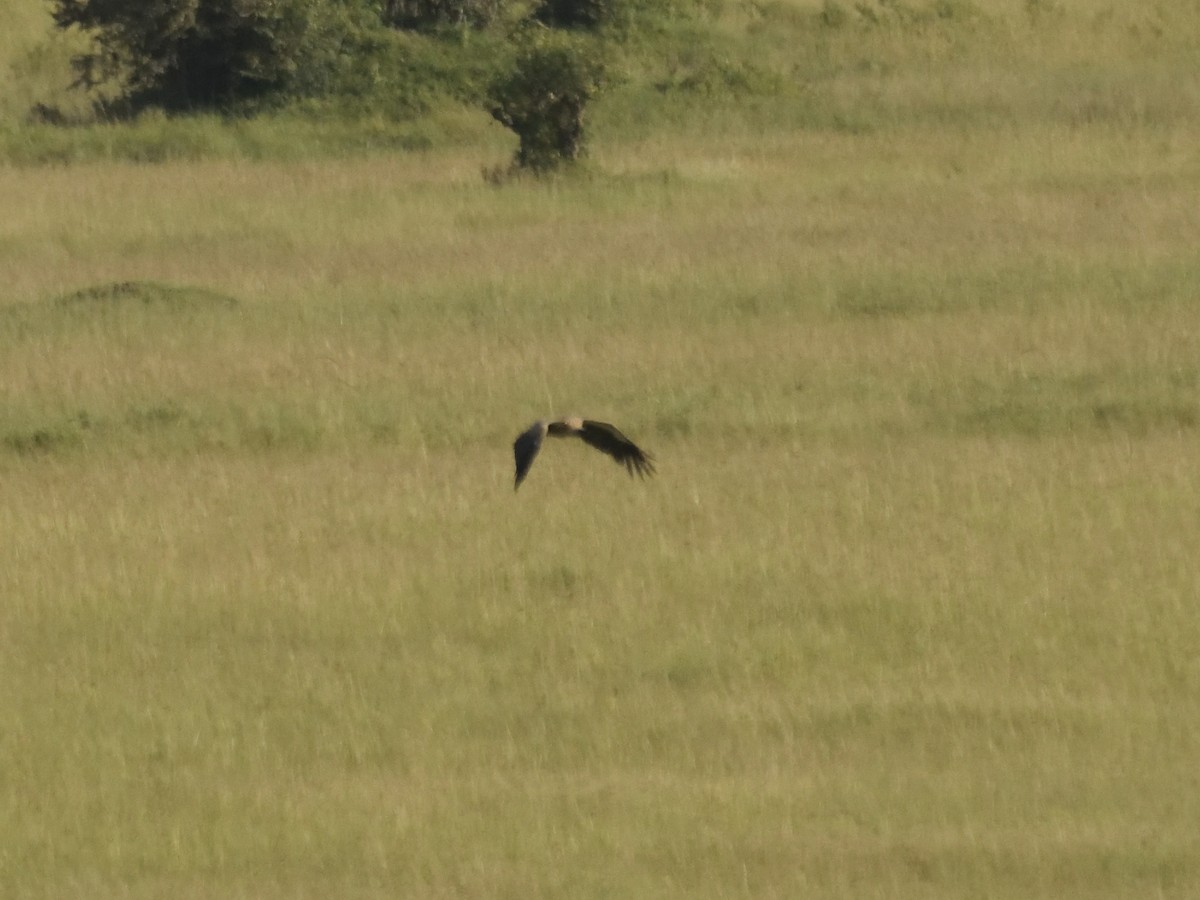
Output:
[
  {"xmin": 50, "ymin": 0, "xmax": 327, "ymax": 111},
  {"xmin": 488, "ymin": 32, "xmax": 606, "ymax": 173}
]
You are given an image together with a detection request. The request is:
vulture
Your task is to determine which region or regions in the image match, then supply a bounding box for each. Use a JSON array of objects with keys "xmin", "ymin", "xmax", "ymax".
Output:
[{"xmin": 513, "ymin": 417, "xmax": 655, "ymax": 490}]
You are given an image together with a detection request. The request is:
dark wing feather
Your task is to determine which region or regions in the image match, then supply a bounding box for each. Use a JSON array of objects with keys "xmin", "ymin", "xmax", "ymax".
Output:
[
  {"xmin": 513, "ymin": 422, "xmax": 545, "ymax": 490},
  {"xmin": 578, "ymin": 420, "xmax": 655, "ymax": 478}
]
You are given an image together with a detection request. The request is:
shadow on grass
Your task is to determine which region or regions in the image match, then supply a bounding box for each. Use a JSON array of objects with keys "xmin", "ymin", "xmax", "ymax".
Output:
[{"xmin": 52, "ymin": 280, "xmax": 239, "ymax": 311}]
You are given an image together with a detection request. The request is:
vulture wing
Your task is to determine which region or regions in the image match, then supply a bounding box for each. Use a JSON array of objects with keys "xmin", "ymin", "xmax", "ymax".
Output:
[
  {"xmin": 578, "ymin": 420, "xmax": 655, "ymax": 478},
  {"xmin": 512, "ymin": 421, "xmax": 545, "ymax": 490}
]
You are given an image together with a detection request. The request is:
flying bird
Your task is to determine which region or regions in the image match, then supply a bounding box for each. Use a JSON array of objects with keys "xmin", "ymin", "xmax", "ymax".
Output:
[{"xmin": 513, "ymin": 417, "xmax": 655, "ymax": 490}]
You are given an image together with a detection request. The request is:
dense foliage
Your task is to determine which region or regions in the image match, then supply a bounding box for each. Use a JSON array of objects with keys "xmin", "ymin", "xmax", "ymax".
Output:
[
  {"xmin": 381, "ymin": 0, "xmax": 508, "ymax": 29},
  {"xmin": 488, "ymin": 32, "xmax": 607, "ymax": 172},
  {"xmin": 533, "ymin": 0, "xmax": 627, "ymax": 29},
  {"xmin": 49, "ymin": 0, "xmax": 329, "ymax": 111},
  {"xmin": 48, "ymin": 0, "xmax": 624, "ymax": 169}
]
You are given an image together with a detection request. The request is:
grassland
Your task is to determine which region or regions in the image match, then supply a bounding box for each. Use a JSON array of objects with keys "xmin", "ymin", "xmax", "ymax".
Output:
[{"xmin": 2, "ymin": 1, "xmax": 1200, "ymax": 897}]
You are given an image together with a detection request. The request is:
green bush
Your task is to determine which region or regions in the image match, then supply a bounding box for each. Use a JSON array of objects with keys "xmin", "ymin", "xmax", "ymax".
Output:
[
  {"xmin": 488, "ymin": 32, "xmax": 607, "ymax": 173},
  {"xmin": 381, "ymin": 0, "xmax": 507, "ymax": 29},
  {"xmin": 49, "ymin": 0, "xmax": 360, "ymax": 111},
  {"xmin": 533, "ymin": 0, "xmax": 626, "ymax": 29}
]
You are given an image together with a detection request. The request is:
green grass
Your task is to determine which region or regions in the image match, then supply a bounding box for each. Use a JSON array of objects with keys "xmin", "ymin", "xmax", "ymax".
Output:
[{"xmin": 2, "ymin": 1, "xmax": 1200, "ymax": 897}]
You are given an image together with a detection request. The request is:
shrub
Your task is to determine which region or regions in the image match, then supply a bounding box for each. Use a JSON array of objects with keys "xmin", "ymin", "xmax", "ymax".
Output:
[
  {"xmin": 488, "ymin": 32, "xmax": 606, "ymax": 173},
  {"xmin": 381, "ymin": 0, "xmax": 507, "ymax": 29},
  {"xmin": 533, "ymin": 0, "xmax": 626, "ymax": 30},
  {"xmin": 50, "ymin": 0, "xmax": 349, "ymax": 111}
]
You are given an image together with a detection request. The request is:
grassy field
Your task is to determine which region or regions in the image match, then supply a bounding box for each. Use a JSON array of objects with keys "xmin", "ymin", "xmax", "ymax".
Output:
[{"xmin": 2, "ymin": 1, "xmax": 1200, "ymax": 897}]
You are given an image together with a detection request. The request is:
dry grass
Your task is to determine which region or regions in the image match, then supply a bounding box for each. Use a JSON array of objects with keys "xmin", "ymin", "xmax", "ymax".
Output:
[{"xmin": 2, "ymin": 2, "xmax": 1200, "ymax": 898}]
